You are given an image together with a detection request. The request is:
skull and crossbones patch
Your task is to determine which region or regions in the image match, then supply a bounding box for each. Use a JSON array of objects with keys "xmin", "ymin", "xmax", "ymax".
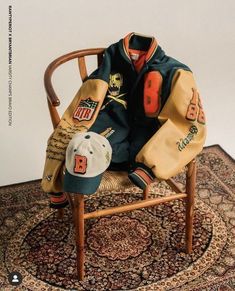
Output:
[
  {"xmin": 101, "ymin": 72, "xmax": 127, "ymax": 110},
  {"xmin": 108, "ymin": 73, "xmax": 123, "ymax": 97}
]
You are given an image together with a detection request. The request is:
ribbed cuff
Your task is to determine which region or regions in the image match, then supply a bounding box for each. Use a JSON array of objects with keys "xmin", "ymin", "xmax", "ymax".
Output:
[
  {"xmin": 49, "ymin": 192, "xmax": 69, "ymax": 209},
  {"xmin": 128, "ymin": 164, "xmax": 155, "ymax": 190}
]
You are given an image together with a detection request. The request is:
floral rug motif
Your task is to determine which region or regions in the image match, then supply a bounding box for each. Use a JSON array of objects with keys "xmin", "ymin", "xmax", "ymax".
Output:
[
  {"xmin": 87, "ymin": 215, "xmax": 152, "ymax": 260},
  {"xmin": 0, "ymin": 145, "xmax": 235, "ymax": 290}
]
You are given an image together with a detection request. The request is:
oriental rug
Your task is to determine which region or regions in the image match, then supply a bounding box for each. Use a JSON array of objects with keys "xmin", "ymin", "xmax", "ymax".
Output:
[{"xmin": 0, "ymin": 145, "xmax": 234, "ymax": 290}]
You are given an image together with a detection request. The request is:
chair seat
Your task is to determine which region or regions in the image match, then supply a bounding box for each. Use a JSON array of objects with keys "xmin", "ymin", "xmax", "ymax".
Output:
[
  {"xmin": 98, "ymin": 166, "xmax": 186, "ymax": 193},
  {"xmin": 98, "ymin": 171, "xmax": 133, "ymax": 192}
]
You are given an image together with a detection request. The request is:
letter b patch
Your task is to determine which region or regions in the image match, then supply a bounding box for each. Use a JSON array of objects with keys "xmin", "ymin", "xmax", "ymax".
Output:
[{"xmin": 74, "ymin": 155, "xmax": 87, "ymax": 174}]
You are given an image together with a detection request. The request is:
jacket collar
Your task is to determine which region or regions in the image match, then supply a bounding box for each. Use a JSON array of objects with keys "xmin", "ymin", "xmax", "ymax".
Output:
[{"xmin": 119, "ymin": 32, "xmax": 159, "ymax": 66}]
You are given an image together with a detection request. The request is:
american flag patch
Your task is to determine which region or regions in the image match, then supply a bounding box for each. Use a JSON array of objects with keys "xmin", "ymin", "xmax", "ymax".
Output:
[{"xmin": 73, "ymin": 97, "xmax": 98, "ymax": 121}]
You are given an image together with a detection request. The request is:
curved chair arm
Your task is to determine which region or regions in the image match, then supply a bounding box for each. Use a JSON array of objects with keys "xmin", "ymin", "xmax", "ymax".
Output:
[{"xmin": 44, "ymin": 48, "xmax": 105, "ymax": 128}]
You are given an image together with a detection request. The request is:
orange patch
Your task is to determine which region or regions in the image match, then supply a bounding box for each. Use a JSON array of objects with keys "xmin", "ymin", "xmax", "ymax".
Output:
[
  {"xmin": 186, "ymin": 88, "xmax": 199, "ymax": 121},
  {"xmin": 74, "ymin": 155, "xmax": 87, "ymax": 174},
  {"xmin": 197, "ymin": 95, "xmax": 206, "ymax": 124},
  {"xmin": 186, "ymin": 89, "xmax": 206, "ymax": 124},
  {"xmin": 144, "ymin": 71, "xmax": 162, "ymax": 117}
]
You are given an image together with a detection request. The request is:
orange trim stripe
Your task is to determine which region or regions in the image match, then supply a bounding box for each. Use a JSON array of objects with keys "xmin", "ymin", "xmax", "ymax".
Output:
[
  {"xmin": 135, "ymin": 169, "xmax": 153, "ymax": 184},
  {"xmin": 50, "ymin": 195, "xmax": 67, "ymax": 203},
  {"xmin": 146, "ymin": 38, "xmax": 158, "ymax": 62},
  {"xmin": 123, "ymin": 32, "xmax": 133, "ymax": 61},
  {"xmin": 132, "ymin": 173, "xmax": 148, "ymax": 187},
  {"xmin": 137, "ymin": 167, "xmax": 154, "ymax": 180}
]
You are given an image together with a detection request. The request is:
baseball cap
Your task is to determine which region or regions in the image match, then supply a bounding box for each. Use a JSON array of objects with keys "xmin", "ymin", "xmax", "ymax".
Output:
[{"xmin": 63, "ymin": 132, "xmax": 112, "ymax": 194}]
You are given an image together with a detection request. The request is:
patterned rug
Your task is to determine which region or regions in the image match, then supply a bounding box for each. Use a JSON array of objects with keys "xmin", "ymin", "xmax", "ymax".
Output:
[{"xmin": 0, "ymin": 145, "xmax": 234, "ymax": 290}]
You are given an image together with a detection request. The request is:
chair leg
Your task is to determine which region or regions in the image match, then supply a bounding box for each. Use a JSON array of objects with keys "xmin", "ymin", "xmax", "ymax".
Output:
[
  {"xmin": 74, "ymin": 194, "xmax": 85, "ymax": 280},
  {"xmin": 67, "ymin": 193, "xmax": 75, "ymax": 224},
  {"xmin": 56, "ymin": 192, "xmax": 68, "ymax": 219},
  {"xmin": 185, "ymin": 159, "xmax": 196, "ymax": 254},
  {"xmin": 143, "ymin": 185, "xmax": 149, "ymax": 200}
]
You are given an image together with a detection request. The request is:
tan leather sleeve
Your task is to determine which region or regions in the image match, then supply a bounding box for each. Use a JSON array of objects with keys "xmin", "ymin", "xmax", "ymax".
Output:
[
  {"xmin": 41, "ymin": 79, "xmax": 108, "ymax": 193},
  {"xmin": 136, "ymin": 69, "xmax": 207, "ymax": 180}
]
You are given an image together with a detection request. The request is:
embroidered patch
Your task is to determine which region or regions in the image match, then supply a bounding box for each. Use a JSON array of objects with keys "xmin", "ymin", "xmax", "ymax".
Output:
[
  {"xmin": 74, "ymin": 155, "xmax": 87, "ymax": 174},
  {"xmin": 144, "ymin": 71, "xmax": 162, "ymax": 117},
  {"xmin": 73, "ymin": 98, "xmax": 98, "ymax": 121},
  {"xmin": 101, "ymin": 72, "xmax": 127, "ymax": 110},
  {"xmin": 176, "ymin": 125, "xmax": 198, "ymax": 151},
  {"xmin": 186, "ymin": 88, "xmax": 206, "ymax": 124},
  {"xmin": 108, "ymin": 72, "xmax": 123, "ymax": 97},
  {"xmin": 197, "ymin": 95, "xmax": 206, "ymax": 124},
  {"xmin": 186, "ymin": 89, "xmax": 198, "ymax": 121}
]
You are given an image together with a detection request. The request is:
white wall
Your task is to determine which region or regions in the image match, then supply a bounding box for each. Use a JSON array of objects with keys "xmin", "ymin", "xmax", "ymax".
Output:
[{"xmin": 0, "ymin": 0, "xmax": 235, "ymax": 186}]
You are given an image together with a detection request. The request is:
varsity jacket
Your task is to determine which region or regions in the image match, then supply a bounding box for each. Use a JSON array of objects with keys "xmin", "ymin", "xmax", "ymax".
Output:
[{"xmin": 41, "ymin": 32, "xmax": 206, "ymax": 199}]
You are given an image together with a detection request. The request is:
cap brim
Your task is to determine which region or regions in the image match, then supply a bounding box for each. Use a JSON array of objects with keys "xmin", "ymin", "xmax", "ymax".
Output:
[{"xmin": 63, "ymin": 169, "xmax": 102, "ymax": 194}]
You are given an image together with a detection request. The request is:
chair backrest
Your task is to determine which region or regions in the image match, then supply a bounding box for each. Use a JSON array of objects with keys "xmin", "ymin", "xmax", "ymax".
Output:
[{"xmin": 44, "ymin": 48, "xmax": 105, "ymax": 128}]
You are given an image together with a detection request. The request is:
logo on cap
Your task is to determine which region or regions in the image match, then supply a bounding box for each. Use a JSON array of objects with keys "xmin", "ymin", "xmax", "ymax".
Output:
[{"xmin": 74, "ymin": 155, "xmax": 87, "ymax": 174}]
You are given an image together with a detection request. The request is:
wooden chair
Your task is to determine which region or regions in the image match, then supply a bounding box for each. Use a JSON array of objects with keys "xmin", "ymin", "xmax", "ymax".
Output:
[{"xmin": 44, "ymin": 48, "xmax": 196, "ymax": 281}]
